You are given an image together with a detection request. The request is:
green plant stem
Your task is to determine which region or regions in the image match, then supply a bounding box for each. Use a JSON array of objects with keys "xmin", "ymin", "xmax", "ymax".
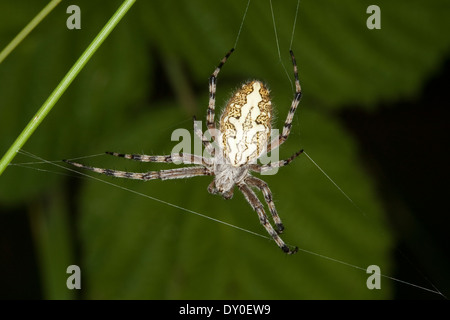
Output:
[
  {"xmin": 0, "ymin": 0, "xmax": 62, "ymax": 64},
  {"xmin": 0, "ymin": 0, "xmax": 136, "ymax": 176}
]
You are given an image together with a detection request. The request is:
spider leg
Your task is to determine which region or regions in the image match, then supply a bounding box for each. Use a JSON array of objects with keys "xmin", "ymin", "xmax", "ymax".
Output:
[
  {"xmin": 267, "ymin": 50, "xmax": 302, "ymax": 153},
  {"xmin": 238, "ymin": 183, "xmax": 298, "ymax": 254},
  {"xmin": 105, "ymin": 151, "xmax": 211, "ymax": 166},
  {"xmin": 249, "ymin": 149, "xmax": 303, "ymax": 174},
  {"xmin": 193, "ymin": 115, "xmax": 215, "ymax": 156},
  {"xmin": 207, "ymin": 180, "xmax": 234, "ymax": 199},
  {"xmin": 245, "ymin": 176, "xmax": 284, "ymax": 233},
  {"xmin": 207, "ymin": 48, "xmax": 235, "ymax": 139},
  {"xmin": 63, "ymin": 160, "xmax": 212, "ymax": 180}
]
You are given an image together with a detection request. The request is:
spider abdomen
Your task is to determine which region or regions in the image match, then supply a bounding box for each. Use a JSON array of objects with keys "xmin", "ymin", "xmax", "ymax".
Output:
[{"xmin": 219, "ymin": 80, "xmax": 272, "ymax": 167}]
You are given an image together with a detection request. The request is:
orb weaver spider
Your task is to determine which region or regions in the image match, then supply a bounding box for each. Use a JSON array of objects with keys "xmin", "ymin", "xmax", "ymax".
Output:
[{"xmin": 65, "ymin": 48, "xmax": 303, "ymax": 254}]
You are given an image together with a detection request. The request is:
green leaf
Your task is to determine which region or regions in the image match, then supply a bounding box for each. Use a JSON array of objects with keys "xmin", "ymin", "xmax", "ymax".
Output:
[{"xmin": 2, "ymin": 0, "xmax": 449, "ymax": 299}]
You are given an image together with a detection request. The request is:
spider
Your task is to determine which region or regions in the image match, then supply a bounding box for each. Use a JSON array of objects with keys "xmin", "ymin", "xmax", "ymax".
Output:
[{"xmin": 64, "ymin": 48, "xmax": 303, "ymax": 254}]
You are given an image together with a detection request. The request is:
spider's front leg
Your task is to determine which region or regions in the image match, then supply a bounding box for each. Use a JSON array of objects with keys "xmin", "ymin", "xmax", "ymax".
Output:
[
  {"xmin": 207, "ymin": 48, "xmax": 235, "ymax": 140},
  {"xmin": 207, "ymin": 180, "xmax": 234, "ymax": 200},
  {"xmin": 267, "ymin": 50, "xmax": 302, "ymax": 153},
  {"xmin": 238, "ymin": 183, "xmax": 298, "ymax": 254},
  {"xmin": 193, "ymin": 115, "xmax": 215, "ymax": 156}
]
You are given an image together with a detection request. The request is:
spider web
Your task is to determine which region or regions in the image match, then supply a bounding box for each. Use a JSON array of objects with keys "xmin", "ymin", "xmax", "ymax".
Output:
[{"xmin": 11, "ymin": 145, "xmax": 444, "ymax": 298}]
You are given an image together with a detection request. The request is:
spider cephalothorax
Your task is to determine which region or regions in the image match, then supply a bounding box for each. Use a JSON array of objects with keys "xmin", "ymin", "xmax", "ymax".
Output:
[{"xmin": 65, "ymin": 48, "xmax": 303, "ymax": 254}]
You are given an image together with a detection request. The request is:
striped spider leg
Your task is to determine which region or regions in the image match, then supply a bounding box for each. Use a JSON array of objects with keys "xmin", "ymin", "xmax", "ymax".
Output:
[
  {"xmin": 64, "ymin": 152, "xmax": 213, "ymax": 181},
  {"xmin": 266, "ymin": 50, "xmax": 302, "ymax": 153},
  {"xmin": 65, "ymin": 48, "xmax": 303, "ymax": 254}
]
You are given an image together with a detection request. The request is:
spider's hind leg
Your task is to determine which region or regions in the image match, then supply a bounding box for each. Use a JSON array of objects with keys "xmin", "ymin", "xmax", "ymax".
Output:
[
  {"xmin": 207, "ymin": 180, "xmax": 217, "ymax": 194},
  {"xmin": 105, "ymin": 150, "xmax": 209, "ymax": 166},
  {"xmin": 207, "ymin": 180, "xmax": 233, "ymax": 200}
]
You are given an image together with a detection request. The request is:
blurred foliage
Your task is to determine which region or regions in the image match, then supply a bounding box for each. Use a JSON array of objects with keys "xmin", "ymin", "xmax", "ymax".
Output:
[{"xmin": 1, "ymin": 0, "xmax": 449, "ymax": 299}]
